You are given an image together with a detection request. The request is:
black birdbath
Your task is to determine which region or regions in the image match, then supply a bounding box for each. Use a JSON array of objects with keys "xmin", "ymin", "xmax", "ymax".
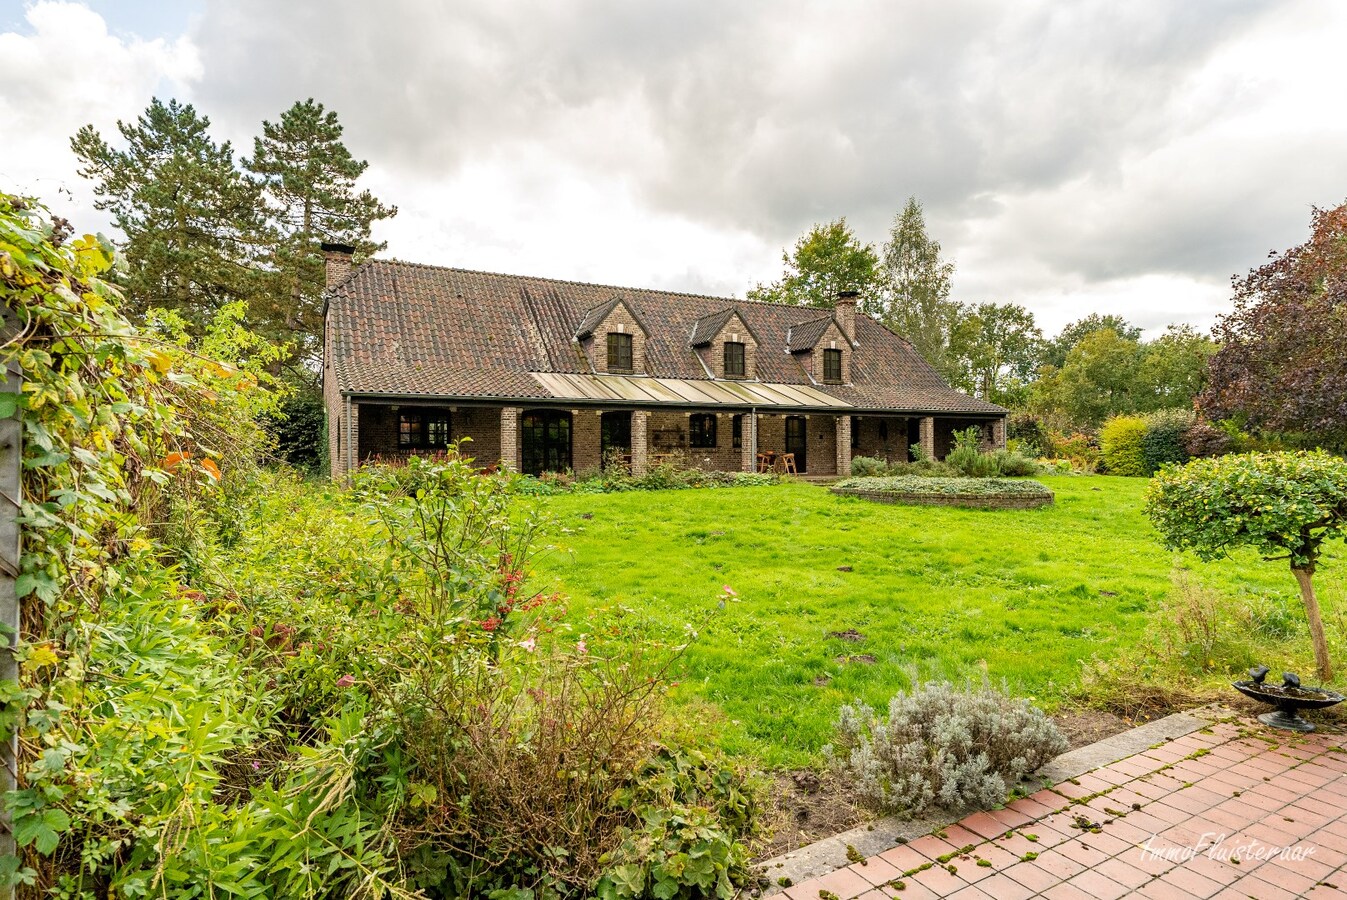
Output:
[{"xmin": 1233, "ymin": 666, "xmax": 1344, "ymax": 732}]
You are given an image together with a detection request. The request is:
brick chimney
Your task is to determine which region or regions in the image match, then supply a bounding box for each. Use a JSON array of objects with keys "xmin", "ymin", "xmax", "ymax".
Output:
[
  {"xmin": 321, "ymin": 242, "xmax": 355, "ymax": 290},
  {"xmin": 834, "ymin": 290, "xmax": 858, "ymax": 343}
]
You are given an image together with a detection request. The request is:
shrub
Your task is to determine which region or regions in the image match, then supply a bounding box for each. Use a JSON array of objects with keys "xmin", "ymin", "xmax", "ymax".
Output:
[
  {"xmin": 825, "ymin": 679, "xmax": 1067, "ymax": 815},
  {"xmin": 991, "ymin": 449, "xmax": 1041, "ymax": 477},
  {"xmin": 1007, "ymin": 413, "xmax": 1049, "ymax": 456},
  {"xmin": 1140, "ymin": 408, "xmax": 1195, "ymax": 473},
  {"xmin": 851, "ymin": 455, "xmax": 888, "ymax": 477},
  {"xmin": 1146, "ymin": 450, "xmax": 1347, "ymax": 679},
  {"xmin": 1099, "ymin": 415, "xmax": 1148, "ymax": 476},
  {"xmin": 1183, "ymin": 420, "xmax": 1232, "ymax": 458}
]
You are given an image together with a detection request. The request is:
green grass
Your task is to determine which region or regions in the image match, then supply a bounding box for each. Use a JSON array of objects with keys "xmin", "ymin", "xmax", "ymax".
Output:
[{"xmin": 533, "ymin": 476, "xmax": 1343, "ymax": 768}]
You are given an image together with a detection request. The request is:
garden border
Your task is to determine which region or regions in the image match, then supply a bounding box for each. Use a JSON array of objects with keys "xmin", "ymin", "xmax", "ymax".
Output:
[
  {"xmin": 830, "ymin": 486, "xmax": 1054, "ymax": 510},
  {"xmin": 755, "ymin": 705, "xmax": 1222, "ymax": 894}
]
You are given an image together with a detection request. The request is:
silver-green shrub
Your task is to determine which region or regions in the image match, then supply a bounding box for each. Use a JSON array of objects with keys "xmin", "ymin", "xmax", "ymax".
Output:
[{"xmin": 825, "ymin": 680, "xmax": 1067, "ymax": 815}]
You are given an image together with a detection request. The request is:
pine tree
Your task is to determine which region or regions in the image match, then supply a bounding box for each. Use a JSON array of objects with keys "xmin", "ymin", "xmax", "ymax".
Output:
[
  {"xmin": 878, "ymin": 197, "xmax": 963, "ymax": 379},
  {"xmin": 71, "ymin": 98, "xmax": 268, "ymax": 329},
  {"xmin": 246, "ymin": 99, "xmax": 397, "ymax": 363}
]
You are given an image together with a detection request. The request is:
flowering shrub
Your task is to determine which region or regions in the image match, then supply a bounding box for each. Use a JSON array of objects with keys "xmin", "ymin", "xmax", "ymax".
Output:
[
  {"xmin": 0, "ymin": 194, "xmax": 757, "ymax": 896},
  {"xmin": 825, "ymin": 679, "xmax": 1066, "ymax": 815}
]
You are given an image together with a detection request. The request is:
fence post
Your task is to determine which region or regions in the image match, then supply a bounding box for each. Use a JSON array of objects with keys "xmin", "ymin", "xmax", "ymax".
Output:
[{"xmin": 0, "ymin": 329, "xmax": 21, "ymax": 890}]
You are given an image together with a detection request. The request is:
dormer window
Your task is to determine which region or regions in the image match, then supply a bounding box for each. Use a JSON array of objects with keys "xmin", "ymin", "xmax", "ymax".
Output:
[
  {"xmin": 607, "ymin": 332, "xmax": 633, "ymax": 372},
  {"xmin": 823, "ymin": 348, "xmax": 843, "ymax": 383},
  {"xmin": 724, "ymin": 341, "xmax": 746, "ymax": 377}
]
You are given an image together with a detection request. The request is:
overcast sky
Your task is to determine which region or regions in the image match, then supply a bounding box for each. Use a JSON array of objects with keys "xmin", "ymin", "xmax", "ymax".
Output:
[{"xmin": 2, "ymin": 1, "xmax": 1344, "ymax": 336}]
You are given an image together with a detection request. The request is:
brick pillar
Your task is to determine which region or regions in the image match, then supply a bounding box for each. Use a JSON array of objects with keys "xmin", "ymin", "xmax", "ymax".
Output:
[
  {"xmin": 836, "ymin": 415, "xmax": 852, "ymax": 477},
  {"xmin": 993, "ymin": 417, "xmax": 1007, "ymax": 450},
  {"xmin": 631, "ymin": 410, "xmax": 649, "ymax": 475},
  {"xmin": 500, "ymin": 407, "xmax": 520, "ymax": 470},
  {"xmin": 919, "ymin": 416, "xmax": 935, "ymax": 461},
  {"xmin": 741, "ymin": 412, "xmax": 757, "ymax": 472}
]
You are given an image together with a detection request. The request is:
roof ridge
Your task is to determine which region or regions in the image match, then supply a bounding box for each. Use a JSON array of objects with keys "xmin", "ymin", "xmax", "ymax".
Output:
[{"xmin": 361, "ymin": 256, "xmax": 841, "ymax": 313}]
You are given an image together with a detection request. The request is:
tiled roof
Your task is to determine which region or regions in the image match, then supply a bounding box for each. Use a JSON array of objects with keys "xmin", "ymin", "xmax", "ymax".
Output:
[
  {"xmin": 325, "ymin": 259, "xmax": 1006, "ymax": 415},
  {"xmin": 786, "ymin": 315, "xmax": 837, "ymax": 353},
  {"xmin": 573, "ymin": 298, "xmax": 620, "ymax": 339},
  {"xmin": 688, "ymin": 307, "xmax": 736, "ymax": 346}
]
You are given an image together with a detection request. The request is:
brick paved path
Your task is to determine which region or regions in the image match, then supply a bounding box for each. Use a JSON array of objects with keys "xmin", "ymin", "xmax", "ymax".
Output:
[{"xmin": 779, "ymin": 718, "xmax": 1347, "ymax": 899}]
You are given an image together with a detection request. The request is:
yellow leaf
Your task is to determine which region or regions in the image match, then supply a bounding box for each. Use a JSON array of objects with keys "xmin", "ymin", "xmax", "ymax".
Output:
[
  {"xmin": 25, "ymin": 645, "xmax": 58, "ymax": 670},
  {"xmin": 148, "ymin": 350, "xmax": 173, "ymax": 374}
]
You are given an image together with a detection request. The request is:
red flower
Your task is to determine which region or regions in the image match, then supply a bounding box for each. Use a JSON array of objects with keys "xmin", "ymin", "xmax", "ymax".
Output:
[
  {"xmin": 480, "ymin": 616, "xmax": 502, "ymax": 632},
  {"xmin": 335, "ymin": 674, "xmax": 355, "ymax": 688}
]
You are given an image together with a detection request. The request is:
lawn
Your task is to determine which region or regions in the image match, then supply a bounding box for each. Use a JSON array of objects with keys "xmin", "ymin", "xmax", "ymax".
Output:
[{"xmin": 533, "ymin": 476, "xmax": 1344, "ymax": 768}]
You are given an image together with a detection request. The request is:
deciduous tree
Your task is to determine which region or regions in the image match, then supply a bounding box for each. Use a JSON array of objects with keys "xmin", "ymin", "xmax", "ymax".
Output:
[
  {"xmin": 1146, "ymin": 451, "xmax": 1347, "ymax": 680},
  {"xmin": 1042, "ymin": 313, "xmax": 1142, "ymax": 369},
  {"xmin": 1200, "ymin": 202, "xmax": 1347, "ymax": 451},
  {"xmin": 878, "ymin": 197, "xmax": 962, "ymax": 380},
  {"xmin": 952, "ymin": 302, "xmax": 1043, "ymax": 405},
  {"xmin": 747, "ymin": 218, "xmax": 880, "ymax": 309}
]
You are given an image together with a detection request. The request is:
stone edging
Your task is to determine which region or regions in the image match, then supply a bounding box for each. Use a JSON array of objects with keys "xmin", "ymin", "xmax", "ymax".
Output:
[
  {"xmin": 829, "ymin": 487, "xmax": 1054, "ymax": 509},
  {"xmin": 755, "ymin": 706, "xmax": 1222, "ymax": 894}
]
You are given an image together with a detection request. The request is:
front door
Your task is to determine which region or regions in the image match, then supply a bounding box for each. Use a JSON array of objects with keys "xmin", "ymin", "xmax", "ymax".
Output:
[
  {"xmin": 600, "ymin": 411, "xmax": 632, "ymax": 467},
  {"xmin": 785, "ymin": 415, "xmax": 807, "ymax": 473},
  {"xmin": 521, "ymin": 410, "xmax": 572, "ymax": 476}
]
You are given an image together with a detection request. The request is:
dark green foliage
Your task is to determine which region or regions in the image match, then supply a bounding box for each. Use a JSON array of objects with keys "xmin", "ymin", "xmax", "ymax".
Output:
[
  {"xmin": 877, "ymin": 198, "xmax": 962, "ymax": 381},
  {"xmin": 262, "ymin": 383, "xmax": 325, "ymax": 471},
  {"xmin": 70, "ymin": 98, "xmax": 268, "ymax": 330},
  {"xmin": 246, "ymin": 98, "xmax": 397, "ymax": 362},
  {"xmin": 1140, "ymin": 409, "xmax": 1195, "ymax": 474}
]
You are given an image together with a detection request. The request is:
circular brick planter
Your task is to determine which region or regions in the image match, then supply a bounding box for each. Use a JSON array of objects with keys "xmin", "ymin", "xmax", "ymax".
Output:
[{"xmin": 830, "ymin": 485, "xmax": 1054, "ymax": 509}]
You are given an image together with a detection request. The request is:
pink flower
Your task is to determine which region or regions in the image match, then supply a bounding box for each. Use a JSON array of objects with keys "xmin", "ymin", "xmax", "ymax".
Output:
[
  {"xmin": 335, "ymin": 674, "xmax": 355, "ymax": 688},
  {"xmin": 722, "ymin": 585, "xmax": 737, "ymax": 597},
  {"xmin": 576, "ymin": 639, "xmax": 588, "ymax": 655},
  {"xmin": 520, "ymin": 637, "xmax": 537, "ymax": 653},
  {"xmin": 251, "ymin": 760, "xmax": 261, "ymax": 771}
]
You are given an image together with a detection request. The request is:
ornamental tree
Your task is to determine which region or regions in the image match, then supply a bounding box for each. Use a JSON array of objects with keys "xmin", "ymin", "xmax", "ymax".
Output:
[{"xmin": 1145, "ymin": 451, "xmax": 1347, "ymax": 680}]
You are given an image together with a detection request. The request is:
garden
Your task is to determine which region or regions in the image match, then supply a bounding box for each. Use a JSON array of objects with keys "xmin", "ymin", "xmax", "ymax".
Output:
[{"xmin": 4, "ymin": 189, "xmax": 1347, "ymax": 898}]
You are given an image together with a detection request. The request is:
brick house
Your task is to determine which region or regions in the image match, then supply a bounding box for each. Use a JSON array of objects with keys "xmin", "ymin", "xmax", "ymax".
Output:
[{"xmin": 321, "ymin": 244, "xmax": 1006, "ymax": 479}]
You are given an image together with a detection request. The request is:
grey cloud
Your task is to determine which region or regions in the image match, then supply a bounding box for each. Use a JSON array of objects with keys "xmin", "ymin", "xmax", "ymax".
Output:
[{"xmin": 187, "ymin": 0, "xmax": 1335, "ymax": 295}]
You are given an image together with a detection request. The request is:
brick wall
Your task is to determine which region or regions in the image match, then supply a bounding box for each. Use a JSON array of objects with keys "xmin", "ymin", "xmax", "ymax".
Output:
[
  {"xmin": 323, "ymin": 312, "xmax": 343, "ymax": 479},
  {"xmin": 831, "ymin": 486, "xmax": 1054, "ymax": 510},
  {"xmin": 572, "ymin": 409, "xmax": 603, "ymax": 474},
  {"xmin": 587, "ymin": 303, "xmax": 647, "ymax": 374},
  {"xmin": 752, "ymin": 413, "xmax": 839, "ymax": 475},
  {"xmin": 935, "ymin": 418, "xmax": 998, "ymax": 457},
  {"xmin": 805, "ymin": 320, "xmax": 852, "ymax": 384},
  {"xmin": 500, "ymin": 408, "xmax": 520, "ymax": 470},
  {"xmin": 648, "ymin": 410, "xmax": 746, "ymax": 471},
  {"xmin": 852, "ymin": 415, "xmax": 909, "ymax": 465},
  {"xmin": 705, "ymin": 313, "xmax": 757, "ymax": 379}
]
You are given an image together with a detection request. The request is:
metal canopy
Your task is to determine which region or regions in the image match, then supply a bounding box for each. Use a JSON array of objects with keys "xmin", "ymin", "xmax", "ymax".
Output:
[{"xmin": 529, "ymin": 372, "xmax": 851, "ymax": 410}]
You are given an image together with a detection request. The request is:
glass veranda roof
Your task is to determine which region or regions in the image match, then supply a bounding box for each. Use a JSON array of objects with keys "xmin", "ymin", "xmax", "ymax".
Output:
[{"xmin": 529, "ymin": 372, "xmax": 851, "ymax": 410}]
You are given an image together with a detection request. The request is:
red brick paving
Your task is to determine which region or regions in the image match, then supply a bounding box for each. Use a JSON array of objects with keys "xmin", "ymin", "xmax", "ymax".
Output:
[{"xmin": 779, "ymin": 717, "xmax": 1347, "ymax": 898}]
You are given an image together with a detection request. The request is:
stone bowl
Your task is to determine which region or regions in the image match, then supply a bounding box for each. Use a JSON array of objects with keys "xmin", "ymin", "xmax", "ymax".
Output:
[{"xmin": 1233, "ymin": 680, "xmax": 1345, "ymax": 732}]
